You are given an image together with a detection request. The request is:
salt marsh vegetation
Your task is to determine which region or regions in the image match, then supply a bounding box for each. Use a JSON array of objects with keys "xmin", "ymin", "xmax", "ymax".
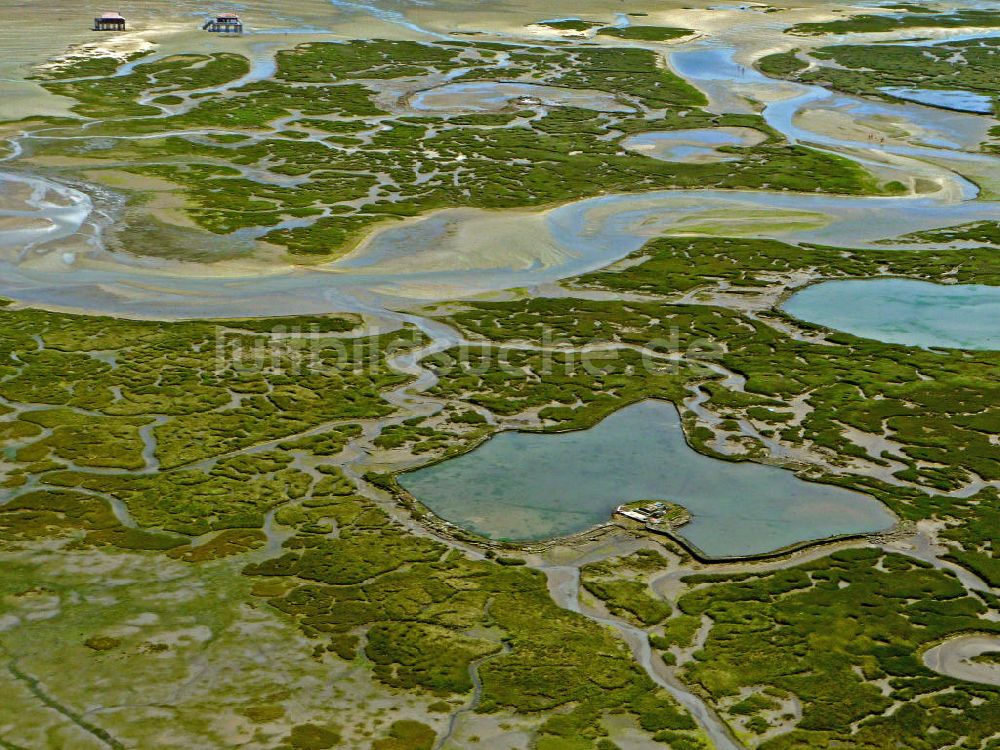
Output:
[
  {"xmin": 10, "ymin": 37, "xmax": 885, "ymax": 263},
  {"xmin": 0, "ymin": 2, "xmax": 998, "ymax": 748}
]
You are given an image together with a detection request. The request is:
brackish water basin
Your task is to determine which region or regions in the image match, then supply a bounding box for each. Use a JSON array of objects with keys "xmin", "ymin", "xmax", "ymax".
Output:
[
  {"xmin": 409, "ymin": 81, "xmax": 633, "ymax": 113},
  {"xmin": 784, "ymin": 278, "xmax": 1000, "ymax": 350},
  {"xmin": 621, "ymin": 128, "xmax": 760, "ymax": 163},
  {"xmin": 398, "ymin": 400, "xmax": 895, "ymax": 557},
  {"xmin": 880, "ymin": 87, "xmax": 994, "ymax": 115}
]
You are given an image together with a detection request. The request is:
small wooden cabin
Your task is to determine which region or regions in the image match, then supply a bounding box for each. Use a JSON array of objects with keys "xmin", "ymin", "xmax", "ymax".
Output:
[
  {"xmin": 203, "ymin": 13, "xmax": 243, "ymax": 33},
  {"xmin": 94, "ymin": 12, "xmax": 126, "ymax": 31}
]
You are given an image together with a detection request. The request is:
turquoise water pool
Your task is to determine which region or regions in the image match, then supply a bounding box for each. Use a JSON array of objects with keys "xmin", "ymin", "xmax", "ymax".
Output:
[{"xmin": 399, "ymin": 400, "xmax": 895, "ymax": 557}]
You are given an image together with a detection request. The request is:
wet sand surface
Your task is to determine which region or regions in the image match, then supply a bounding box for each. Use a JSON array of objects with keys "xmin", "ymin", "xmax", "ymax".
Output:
[{"xmin": 924, "ymin": 635, "xmax": 1000, "ymax": 686}]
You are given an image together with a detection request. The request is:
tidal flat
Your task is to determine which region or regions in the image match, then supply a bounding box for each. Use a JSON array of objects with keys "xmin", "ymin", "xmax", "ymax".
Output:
[{"xmin": 0, "ymin": 1, "xmax": 998, "ymax": 748}]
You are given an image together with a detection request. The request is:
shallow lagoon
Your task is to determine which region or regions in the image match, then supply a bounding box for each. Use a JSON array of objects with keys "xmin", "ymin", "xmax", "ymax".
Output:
[
  {"xmin": 409, "ymin": 81, "xmax": 633, "ymax": 113},
  {"xmin": 622, "ymin": 128, "xmax": 763, "ymax": 163},
  {"xmin": 784, "ymin": 278, "xmax": 1000, "ymax": 350},
  {"xmin": 4, "ymin": 167, "xmax": 1000, "ymax": 319},
  {"xmin": 880, "ymin": 87, "xmax": 994, "ymax": 115},
  {"xmin": 399, "ymin": 400, "xmax": 895, "ymax": 557}
]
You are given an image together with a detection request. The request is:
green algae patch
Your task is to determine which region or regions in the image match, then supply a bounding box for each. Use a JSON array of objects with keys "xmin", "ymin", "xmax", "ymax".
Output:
[
  {"xmin": 279, "ymin": 424, "xmax": 363, "ymax": 456},
  {"xmin": 47, "ymin": 456, "xmax": 311, "ymax": 536},
  {"xmin": 31, "ymin": 50, "xmax": 153, "ymax": 81},
  {"xmin": 367, "ymin": 622, "xmax": 501, "ymax": 694},
  {"xmin": 0, "ymin": 27, "xmax": 997, "ymax": 748},
  {"xmin": 372, "ymin": 720, "xmax": 435, "ymax": 750},
  {"xmin": 892, "ymin": 220, "xmax": 1000, "ymax": 247},
  {"xmin": 166, "ymin": 529, "xmax": 267, "ymax": 562},
  {"xmin": 763, "ymin": 37, "xmax": 1000, "ymax": 114},
  {"xmin": 244, "ymin": 469, "xmax": 704, "ymax": 748},
  {"xmin": 241, "ymin": 704, "xmax": 285, "ymax": 723},
  {"xmin": 42, "ymin": 53, "xmax": 251, "ymax": 119},
  {"xmin": 533, "ymin": 19, "xmax": 601, "ymax": 32},
  {"xmin": 83, "ymin": 636, "xmax": 121, "ymax": 652},
  {"xmin": 788, "ymin": 9, "xmax": 1000, "ymax": 35},
  {"xmin": 757, "ymin": 50, "xmax": 808, "ymax": 78},
  {"xmin": 85, "ymin": 527, "xmax": 188, "ymax": 552},
  {"xmin": 597, "ymin": 26, "xmax": 693, "ymax": 42},
  {"xmin": 0, "ymin": 303, "xmax": 425, "ymax": 537},
  {"xmin": 288, "ymin": 723, "xmax": 342, "ymax": 749}
]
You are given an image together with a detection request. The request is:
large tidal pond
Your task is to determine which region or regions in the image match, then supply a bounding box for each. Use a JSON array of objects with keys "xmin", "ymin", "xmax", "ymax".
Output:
[
  {"xmin": 880, "ymin": 86, "xmax": 995, "ymax": 115},
  {"xmin": 784, "ymin": 279, "xmax": 1000, "ymax": 350},
  {"xmin": 398, "ymin": 400, "xmax": 895, "ymax": 557}
]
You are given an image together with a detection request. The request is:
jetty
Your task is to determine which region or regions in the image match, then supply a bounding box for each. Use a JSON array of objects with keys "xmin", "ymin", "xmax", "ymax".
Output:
[
  {"xmin": 94, "ymin": 12, "xmax": 126, "ymax": 31},
  {"xmin": 203, "ymin": 13, "xmax": 243, "ymax": 34}
]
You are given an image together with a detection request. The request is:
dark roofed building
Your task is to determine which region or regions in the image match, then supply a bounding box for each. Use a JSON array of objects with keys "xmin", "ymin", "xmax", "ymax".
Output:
[
  {"xmin": 203, "ymin": 12, "xmax": 244, "ymax": 33},
  {"xmin": 94, "ymin": 12, "xmax": 126, "ymax": 31}
]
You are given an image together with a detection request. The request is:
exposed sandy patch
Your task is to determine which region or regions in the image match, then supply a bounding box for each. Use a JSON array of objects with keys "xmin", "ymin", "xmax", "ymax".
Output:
[
  {"xmin": 795, "ymin": 107, "xmax": 991, "ymax": 156},
  {"xmin": 0, "ymin": 216, "xmax": 51, "ymax": 233},
  {"xmin": 81, "ymin": 169, "xmax": 200, "ymax": 228},
  {"xmin": 0, "ymin": 179, "xmax": 37, "ymax": 203},
  {"xmin": 921, "ymin": 154, "xmax": 1000, "ymax": 201},
  {"xmin": 522, "ymin": 23, "xmax": 595, "ymax": 39},
  {"xmin": 625, "ymin": 126, "xmax": 768, "ymax": 163},
  {"xmin": 797, "ymin": 109, "xmax": 909, "ymax": 146},
  {"xmin": 82, "ymin": 170, "xmax": 181, "ymax": 194},
  {"xmin": 342, "ymin": 205, "xmax": 571, "ymax": 276},
  {"xmin": 924, "ymin": 635, "xmax": 1000, "ymax": 686},
  {"xmin": 20, "ymin": 156, "xmax": 113, "ymax": 169},
  {"xmin": 720, "ymin": 126, "xmax": 767, "ymax": 145}
]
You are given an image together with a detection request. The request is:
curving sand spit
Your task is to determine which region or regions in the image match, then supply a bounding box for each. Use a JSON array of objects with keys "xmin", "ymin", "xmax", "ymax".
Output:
[{"xmin": 923, "ymin": 635, "xmax": 1000, "ymax": 687}]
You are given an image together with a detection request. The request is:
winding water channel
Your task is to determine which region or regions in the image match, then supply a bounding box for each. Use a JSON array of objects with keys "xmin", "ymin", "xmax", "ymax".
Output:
[
  {"xmin": 545, "ymin": 564, "xmax": 743, "ymax": 750},
  {"xmin": 0, "ymin": 30, "xmax": 998, "ymax": 323}
]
